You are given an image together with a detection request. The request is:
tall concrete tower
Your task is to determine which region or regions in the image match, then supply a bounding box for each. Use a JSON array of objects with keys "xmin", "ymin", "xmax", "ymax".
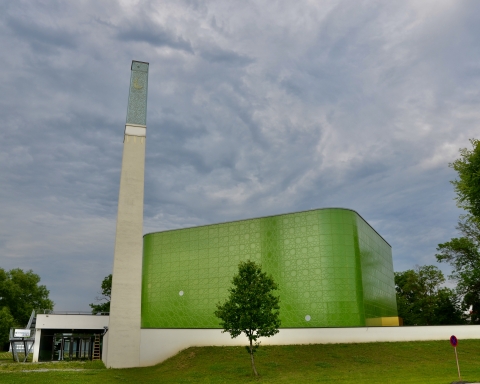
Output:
[{"xmin": 106, "ymin": 61, "xmax": 149, "ymax": 368}]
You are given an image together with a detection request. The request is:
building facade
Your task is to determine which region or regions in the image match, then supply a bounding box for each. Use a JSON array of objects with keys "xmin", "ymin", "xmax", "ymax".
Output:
[
  {"xmin": 103, "ymin": 61, "xmax": 400, "ymax": 368},
  {"xmin": 142, "ymin": 208, "xmax": 398, "ymax": 330}
]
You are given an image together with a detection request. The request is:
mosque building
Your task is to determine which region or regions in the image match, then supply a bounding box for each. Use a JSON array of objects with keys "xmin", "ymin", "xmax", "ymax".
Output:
[{"xmin": 32, "ymin": 61, "xmax": 399, "ymax": 367}]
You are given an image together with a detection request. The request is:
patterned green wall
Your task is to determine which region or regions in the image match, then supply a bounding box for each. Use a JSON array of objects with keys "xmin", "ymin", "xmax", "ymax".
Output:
[{"xmin": 141, "ymin": 208, "xmax": 397, "ymax": 328}]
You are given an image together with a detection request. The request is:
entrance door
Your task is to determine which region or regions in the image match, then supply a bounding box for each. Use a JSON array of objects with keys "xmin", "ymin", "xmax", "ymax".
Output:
[
  {"xmin": 52, "ymin": 334, "xmax": 73, "ymax": 361},
  {"xmin": 50, "ymin": 333, "xmax": 100, "ymax": 361}
]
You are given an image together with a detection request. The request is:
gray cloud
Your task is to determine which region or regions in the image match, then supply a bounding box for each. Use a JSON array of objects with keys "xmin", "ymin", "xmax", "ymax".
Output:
[
  {"xmin": 117, "ymin": 22, "xmax": 193, "ymax": 53},
  {"xmin": 0, "ymin": 0, "xmax": 479, "ymax": 310},
  {"xmin": 198, "ymin": 45, "xmax": 254, "ymax": 66}
]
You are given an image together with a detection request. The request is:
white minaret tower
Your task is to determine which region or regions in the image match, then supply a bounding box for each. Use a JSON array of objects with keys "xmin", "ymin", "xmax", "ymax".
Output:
[{"xmin": 105, "ymin": 61, "xmax": 149, "ymax": 368}]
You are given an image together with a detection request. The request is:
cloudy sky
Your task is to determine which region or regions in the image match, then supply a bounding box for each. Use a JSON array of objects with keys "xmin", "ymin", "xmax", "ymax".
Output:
[{"xmin": 1, "ymin": 0, "xmax": 479, "ymax": 311}]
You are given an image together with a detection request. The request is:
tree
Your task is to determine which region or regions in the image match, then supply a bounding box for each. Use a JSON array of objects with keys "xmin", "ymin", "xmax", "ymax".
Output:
[
  {"xmin": 434, "ymin": 287, "xmax": 464, "ymax": 325},
  {"xmin": 436, "ymin": 139, "xmax": 480, "ymax": 321},
  {"xmin": 0, "ymin": 268, "xmax": 54, "ymax": 347},
  {"xmin": 214, "ymin": 261, "xmax": 280, "ymax": 376},
  {"xmin": 0, "ymin": 307, "xmax": 15, "ymax": 348},
  {"xmin": 450, "ymin": 139, "xmax": 480, "ymax": 218},
  {"xmin": 395, "ymin": 265, "xmax": 464, "ymax": 325},
  {"xmin": 89, "ymin": 274, "xmax": 112, "ymax": 314},
  {"xmin": 436, "ymin": 215, "xmax": 480, "ymax": 322}
]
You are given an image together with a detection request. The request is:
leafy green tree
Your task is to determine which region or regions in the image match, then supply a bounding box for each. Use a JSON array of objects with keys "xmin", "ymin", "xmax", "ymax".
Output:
[
  {"xmin": 215, "ymin": 261, "xmax": 280, "ymax": 376},
  {"xmin": 450, "ymin": 138, "xmax": 480, "ymax": 218},
  {"xmin": 395, "ymin": 265, "xmax": 464, "ymax": 325},
  {"xmin": 0, "ymin": 307, "xmax": 15, "ymax": 348},
  {"xmin": 0, "ymin": 268, "xmax": 54, "ymax": 347},
  {"xmin": 436, "ymin": 139, "xmax": 480, "ymax": 321},
  {"xmin": 434, "ymin": 287, "xmax": 464, "ymax": 325},
  {"xmin": 0, "ymin": 268, "xmax": 54, "ymax": 325},
  {"xmin": 436, "ymin": 215, "xmax": 480, "ymax": 322},
  {"xmin": 89, "ymin": 274, "xmax": 112, "ymax": 314}
]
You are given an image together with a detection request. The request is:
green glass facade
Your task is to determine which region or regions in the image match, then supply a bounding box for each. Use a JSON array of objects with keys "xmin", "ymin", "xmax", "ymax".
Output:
[{"xmin": 141, "ymin": 208, "xmax": 397, "ymax": 328}]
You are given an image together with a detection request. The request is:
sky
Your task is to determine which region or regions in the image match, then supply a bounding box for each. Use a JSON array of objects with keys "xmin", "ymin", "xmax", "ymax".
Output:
[{"xmin": 1, "ymin": 0, "xmax": 479, "ymax": 312}]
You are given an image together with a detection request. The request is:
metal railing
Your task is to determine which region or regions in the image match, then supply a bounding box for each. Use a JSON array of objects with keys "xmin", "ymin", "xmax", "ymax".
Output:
[{"xmin": 36, "ymin": 309, "xmax": 109, "ymax": 316}]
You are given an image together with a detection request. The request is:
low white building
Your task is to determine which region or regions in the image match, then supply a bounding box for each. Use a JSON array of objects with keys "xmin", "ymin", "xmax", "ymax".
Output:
[{"xmin": 32, "ymin": 312, "xmax": 109, "ymax": 362}]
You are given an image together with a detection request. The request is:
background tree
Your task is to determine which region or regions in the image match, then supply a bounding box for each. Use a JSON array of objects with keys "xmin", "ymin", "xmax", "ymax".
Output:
[
  {"xmin": 0, "ymin": 307, "xmax": 15, "ymax": 348},
  {"xmin": 436, "ymin": 215, "xmax": 480, "ymax": 322},
  {"xmin": 215, "ymin": 260, "xmax": 280, "ymax": 376},
  {"xmin": 436, "ymin": 139, "xmax": 480, "ymax": 321},
  {"xmin": 395, "ymin": 265, "xmax": 464, "ymax": 325},
  {"xmin": 89, "ymin": 274, "xmax": 112, "ymax": 314},
  {"xmin": 0, "ymin": 268, "xmax": 54, "ymax": 348},
  {"xmin": 450, "ymin": 138, "xmax": 480, "ymax": 218}
]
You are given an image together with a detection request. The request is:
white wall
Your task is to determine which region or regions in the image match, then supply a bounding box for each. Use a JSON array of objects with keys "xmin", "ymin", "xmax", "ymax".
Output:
[
  {"xmin": 102, "ymin": 331, "xmax": 109, "ymax": 366},
  {"xmin": 140, "ymin": 325, "xmax": 480, "ymax": 367},
  {"xmin": 32, "ymin": 329, "xmax": 41, "ymax": 362},
  {"xmin": 36, "ymin": 314, "xmax": 109, "ymax": 329}
]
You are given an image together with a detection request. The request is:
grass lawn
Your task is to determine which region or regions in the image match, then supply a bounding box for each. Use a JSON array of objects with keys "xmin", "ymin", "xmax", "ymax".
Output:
[
  {"xmin": 1, "ymin": 340, "xmax": 479, "ymax": 383},
  {"xmin": 0, "ymin": 351, "xmax": 33, "ymax": 363}
]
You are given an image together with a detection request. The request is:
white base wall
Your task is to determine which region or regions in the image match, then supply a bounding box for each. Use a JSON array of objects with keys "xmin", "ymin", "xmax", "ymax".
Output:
[{"xmin": 140, "ymin": 325, "xmax": 480, "ymax": 367}]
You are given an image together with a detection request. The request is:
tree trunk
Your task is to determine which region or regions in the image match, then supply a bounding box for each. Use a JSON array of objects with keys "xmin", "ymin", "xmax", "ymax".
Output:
[{"xmin": 249, "ymin": 338, "xmax": 258, "ymax": 376}]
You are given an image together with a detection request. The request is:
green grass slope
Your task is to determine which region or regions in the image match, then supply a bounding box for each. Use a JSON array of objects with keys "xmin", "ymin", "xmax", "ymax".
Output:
[{"xmin": 1, "ymin": 340, "xmax": 479, "ymax": 383}]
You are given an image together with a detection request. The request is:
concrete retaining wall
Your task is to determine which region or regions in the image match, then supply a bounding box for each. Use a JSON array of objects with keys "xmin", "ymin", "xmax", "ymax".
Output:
[{"xmin": 139, "ymin": 325, "xmax": 480, "ymax": 367}]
